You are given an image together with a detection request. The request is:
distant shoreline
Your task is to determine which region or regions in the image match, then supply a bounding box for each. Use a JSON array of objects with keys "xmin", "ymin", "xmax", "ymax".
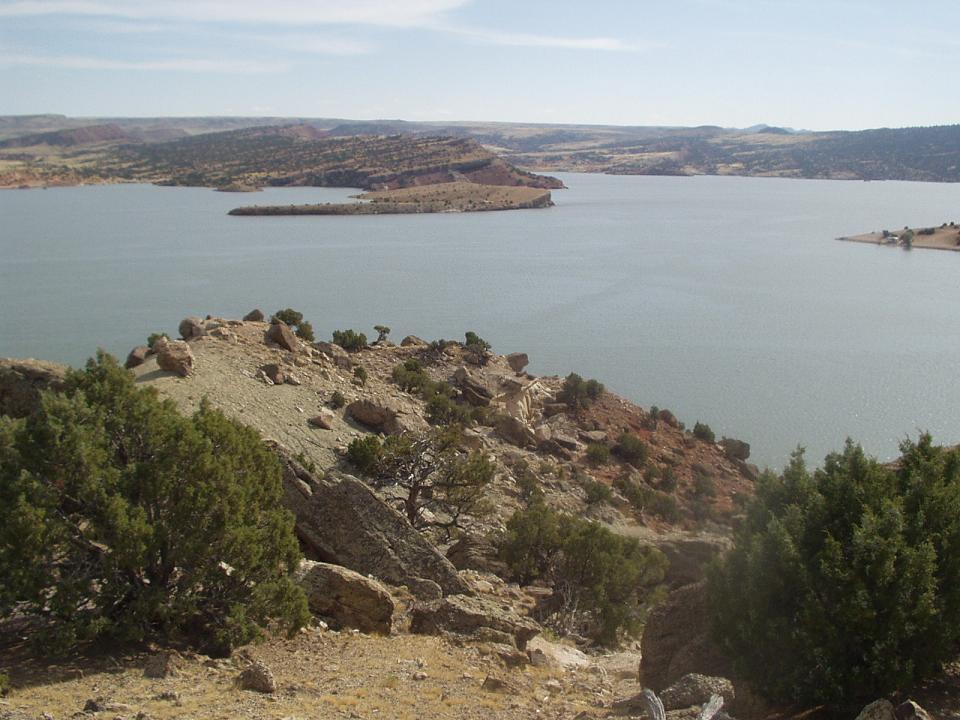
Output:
[{"xmin": 839, "ymin": 224, "xmax": 960, "ymax": 252}]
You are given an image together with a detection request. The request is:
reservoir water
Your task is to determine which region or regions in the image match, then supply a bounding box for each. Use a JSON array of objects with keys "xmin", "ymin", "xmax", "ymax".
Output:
[{"xmin": 2, "ymin": 174, "xmax": 959, "ymax": 469}]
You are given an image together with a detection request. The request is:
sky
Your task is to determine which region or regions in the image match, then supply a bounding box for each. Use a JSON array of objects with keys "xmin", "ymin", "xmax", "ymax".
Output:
[{"xmin": 0, "ymin": 0, "xmax": 958, "ymax": 130}]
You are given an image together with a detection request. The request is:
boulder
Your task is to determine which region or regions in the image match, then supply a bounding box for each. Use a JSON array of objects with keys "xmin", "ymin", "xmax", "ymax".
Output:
[
  {"xmin": 266, "ymin": 319, "xmax": 299, "ymax": 352},
  {"xmin": 526, "ymin": 635, "xmax": 591, "ymax": 670},
  {"xmin": 276, "ymin": 450, "xmax": 470, "ymax": 597},
  {"xmin": 720, "ymin": 437, "xmax": 750, "ymax": 461},
  {"xmin": 296, "ymin": 559, "xmax": 395, "ymax": 634},
  {"xmin": 658, "ymin": 409, "xmax": 680, "ymax": 428},
  {"xmin": 660, "ymin": 674, "xmax": 735, "ymax": 711},
  {"xmin": 243, "ymin": 308, "xmax": 265, "ymax": 322},
  {"xmin": 895, "ymin": 701, "xmax": 933, "ymax": 720},
  {"xmin": 641, "ymin": 581, "xmax": 733, "ymax": 691},
  {"xmin": 313, "ymin": 341, "xmax": 354, "ymax": 370},
  {"xmin": 178, "ymin": 316, "xmax": 205, "ymax": 340},
  {"xmin": 410, "ymin": 594, "xmax": 540, "ymax": 650},
  {"xmin": 237, "ymin": 661, "xmax": 276, "ymax": 694},
  {"xmin": 307, "ymin": 410, "xmax": 335, "ymax": 430},
  {"xmin": 579, "ymin": 429, "xmax": 608, "ymax": 444},
  {"xmin": 125, "ymin": 345, "xmax": 151, "ymax": 369},
  {"xmin": 496, "ymin": 414, "xmax": 536, "ymax": 448},
  {"xmin": 260, "ymin": 363, "xmax": 286, "ymax": 385},
  {"xmin": 0, "ymin": 358, "xmax": 68, "ymax": 417},
  {"xmin": 347, "ymin": 398, "xmax": 410, "ymax": 435},
  {"xmin": 153, "ymin": 338, "xmax": 194, "ymax": 378},
  {"xmin": 453, "ymin": 366, "xmax": 495, "ymax": 407},
  {"xmin": 401, "ymin": 335, "xmax": 428, "ymax": 347},
  {"xmin": 856, "ymin": 701, "xmax": 897, "ymax": 720},
  {"xmin": 505, "ymin": 352, "xmax": 529, "ymax": 373}
]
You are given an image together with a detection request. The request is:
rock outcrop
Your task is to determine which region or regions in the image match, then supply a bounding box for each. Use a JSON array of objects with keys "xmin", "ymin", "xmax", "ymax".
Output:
[
  {"xmin": 347, "ymin": 397, "xmax": 415, "ymax": 435},
  {"xmin": 297, "ymin": 559, "xmax": 395, "ymax": 634},
  {"xmin": 0, "ymin": 358, "xmax": 68, "ymax": 417},
  {"xmin": 640, "ymin": 582, "xmax": 732, "ymax": 691},
  {"xmin": 277, "ymin": 450, "xmax": 470, "ymax": 598},
  {"xmin": 410, "ymin": 594, "xmax": 540, "ymax": 650},
  {"xmin": 178, "ymin": 316, "xmax": 205, "ymax": 340},
  {"xmin": 242, "ymin": 308, "xmax": 265, "ymax": 322},
  {"xmin": 659, "ymin": 674, "xmax": 734, "ymax": 711}
]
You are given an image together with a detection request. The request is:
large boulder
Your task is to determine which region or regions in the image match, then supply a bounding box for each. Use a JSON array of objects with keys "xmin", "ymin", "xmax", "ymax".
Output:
[
  {"xmin": 243, "ymin": 308, "xmax": 265, "ymax": 322},
  {"xmin": 720, "ymin": 437, "xmax": 750, "ymax": 461},
  {"xmin": 400, "ymin": 335, "xmax": 428, "ymax": 347},
  {"xmin": 641, "ymin": 581, "xmax": 732, "ymax": 691},
  {"xmin": 445, "ymin": 534, "xmax": 507, "ymax": 575},
  {"xmin": 505, "ymin": 352, "xmax": 529, "ymax": 373},
  {"xmin": 410, "ymin": 594, "xmax": 540, "ymax": 650},
  {"xmin": 266, "ymin": 319, "xmax": 299, "ymax": 352},
  {"xmin": 125, "ymin": 345, "xmax": 151, "ymax": 369},
  {"xmin": 347, "ymin": 398, "xmax": 412, "ymax": 435},
  {"xmin": 856, "ymin": 701, "xmax": 897, "ymax": 720},
  {"xmin": 178, "ymin": 316, "xmax": 205, "ymax": 340},
  {"xmin": 0, "ymin": 358, "xmax": 69, "ymax": 418},
  {"xmin": 496, "ymin": 414, "xmax": 536, "ymax": 448},
  {"xmin": 296, "ymin": 559, "xmax": 395, "ymax": 634},
  {"xmin": 153, "ymin": 338, "xmax": 195, "ymax": 377},
  {"xmin": 453, "ymin": 366, "xmax": 495, "ymax": 407},
  {"xmin": 276, "ymin": 450, "xmax": 470, "ymax": 598}
]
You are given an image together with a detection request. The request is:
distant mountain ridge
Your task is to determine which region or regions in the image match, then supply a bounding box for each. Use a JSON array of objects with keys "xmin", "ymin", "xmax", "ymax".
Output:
[{"xmin": 2, "ymin": 114, "xmax": 960, "ymax": 184}]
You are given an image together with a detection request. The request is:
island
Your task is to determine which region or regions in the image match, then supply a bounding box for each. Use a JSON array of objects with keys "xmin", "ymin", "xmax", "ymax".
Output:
[
  {"xmin": 227, "ymin": 182, "xmax": 553, "ymax": 216},
  {"xmin": 839, "ymin": 222, "xmax": 960, "ymax": 252}
]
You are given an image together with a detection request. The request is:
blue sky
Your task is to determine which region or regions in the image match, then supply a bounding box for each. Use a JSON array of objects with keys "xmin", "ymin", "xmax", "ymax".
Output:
[{"xmin": 0, "ymin": 0, "xmax": 957, "ymax": 129}]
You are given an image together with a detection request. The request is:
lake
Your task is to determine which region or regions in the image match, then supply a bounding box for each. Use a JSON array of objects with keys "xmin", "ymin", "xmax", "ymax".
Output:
[{"xmin": 2, "ymin": 174, "xmax": 959, "ymax": 470}]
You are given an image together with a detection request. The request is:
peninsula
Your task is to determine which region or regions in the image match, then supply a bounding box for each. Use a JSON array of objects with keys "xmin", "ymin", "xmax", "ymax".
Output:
[
  {"xmin": 839, "ymin": 222, "xmax": 960, "ymax": 251},
  {"xmin": 228, "ymin": 182, "xmax": 553, "ymax": 216}
]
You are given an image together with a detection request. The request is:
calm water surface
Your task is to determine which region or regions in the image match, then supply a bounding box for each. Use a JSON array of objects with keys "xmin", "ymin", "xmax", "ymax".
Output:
[{"xmin": 2, "ymin": 174, "xmax": 959, "ymax": 469}]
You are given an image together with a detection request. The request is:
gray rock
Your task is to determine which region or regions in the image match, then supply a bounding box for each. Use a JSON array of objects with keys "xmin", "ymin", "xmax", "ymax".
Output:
[
  {"xmin": 275, "ymin": 449, "xmax": 470, "ymax": 597},
  {"xmin": 307, "ymin": 411, "xmax": 334, "ymax": 430},
  {"xmin": 0, "ymin": 358, "xmax": 68, "ymax": 417},
  {"xmin": 719, "ymin": 437, "xmax": 750, "ymax": 461},
  {"xmin": 237, "ymin": 660, "xmax": 276, "ymax": 693},
  {"xmin": 242, "ymin": 308, "xmax": 265, "ymax": 322},
  {"xmin": 266, "ymin": 320, "xmax": 299, "ymax": 352},
  {"xmin": 660, "ymin": 674, "xmax": 734, "ymax": 711},
  {"xmin": 410, "ymin": 593, "xmax": 541, "ymax": 649},
  {"xmin": 297, "ymin": 559, "xmax": 395, "ymax": 634},
  {"xmin": 125, "ymin": 345, "xmax": 151, "ymax": 369},
  {"xmin": 178, "ymin": 316, "xmax": 205, "ymax": 340},
  {"xmin": 856, "ymin": 700, "xmax": 896, "ymax": 720},
  {"xmin": 313, "ymin": 341, "xmax": 353, "ymax": 369},
  {"xmin": 400, "ymin": 335, "xmax": 428, "ymax": 347},
  {"xmin": 153, "ymin": 338, "xmax": 195, "ymax": 377},
  {"xmin": 260, "ymin": 363, "xmax": 286, "ymax": 385},
  {"xmin": 143, "ymin": 651, "xmax": 179, "ymax": 679},
  {"xmin": 453, "ymin": 366, "xmax": 495, "ymax": 406},
  {"xmin": 495, "ymin": 414, "xmax": 536, "ymax": 448}
]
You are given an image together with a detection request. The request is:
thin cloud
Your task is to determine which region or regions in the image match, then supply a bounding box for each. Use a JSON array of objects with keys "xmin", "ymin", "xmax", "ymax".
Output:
[
  {"xmin": 251, "ymin": 32, "xmax": 372, "ymax": 56},
  {"xmin": 0, "ymin": 52, "xmax": 288, "ymax": 73},
  {"xmin": 0, "ymin": 0, "xmax": 470, "ymax": 27},
  {"xmin": 431, "ymin": 23, "xmax": 641, "ymax": 52}
]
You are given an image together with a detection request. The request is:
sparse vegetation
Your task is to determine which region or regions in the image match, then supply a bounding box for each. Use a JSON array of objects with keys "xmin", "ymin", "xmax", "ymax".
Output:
[
  {"xmin": 586, "ymin": 442, "xmax": 611, "ymax": 465},
  {"xmin": 373, "ymin": 325, "xmax": 391, "ymax": 343},
  {"xmin": 146, "ymin": 332, "xmax": 169, "ymax": 349},
  {"xmin": 557, "ymin": 373, "xmax": 604, "ymax": 411},
  {"xmin": 353, "ymin": 365, "xmax": 368, "ymax": 386},
  {"xmin": 615, "ymin": 433, "xmax": 648, "ymax": 465},
  {"xmin": 692, "ymin": 421, "xmax": 715, "ymax": 443},
  {"xmin": 346, "ymin": 435, "xmax": 381, "ymax": 475},
  {"xmin": 329, "ymin": 390, "xmax": 346, "ymax": 409},
  {"xmin": 582, "ymin": 478, "xmax": 613, "ymax": 505},
  {"xmin": 0, "ymin": 353, "xmax": 308, "ymax": 655},
  {"xmin": 500, "ymin": 503, "xmax": 666, "ymax": 645},
  {"xmin": 710, "ymin": 435, "xmax": 960, "ymax": 704},
  {"xmin": 332, "ymin": 329, "xmax": 368, "ymax": 351},
  {"xmin": 273, "ymin": 308, "xmax": 315, "ymax": 342}
]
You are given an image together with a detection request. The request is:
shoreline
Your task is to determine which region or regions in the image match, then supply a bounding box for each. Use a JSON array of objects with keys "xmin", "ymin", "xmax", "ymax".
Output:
[{"xmin": 839, "ymin": 225, "xmax": 960, "ymax": 253}]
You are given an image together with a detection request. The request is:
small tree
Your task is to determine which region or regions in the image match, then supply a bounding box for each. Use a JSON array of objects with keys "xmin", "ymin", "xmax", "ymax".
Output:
[
  {"xmin": 371, "ymin": 430, "xmax": 495, "ymax": 538},
  {"xmin": 693, "ymin": 421, "xmax": 715, "ymax": 443},
  {"xmin": 464, "ymin": 331, "xmax": 491, "ymax": 352},
  {"xmin": 373, "ymin": 325, "xmax": 391, "ymax": 344},
  {"xmin": 557, "ymin": 373, "xmax": 604, "ymax": 411},
  {"xmin": 346, "ymin": 435, "xmax": 381, "ymax": 474},
  {"xmin": 615, "ymin": 433, "xmax": 648, "ymax": 465},
  {"xmin": 273, "ymin": 308, "xmax": 314, "ymax": 341},
  {"xmin": 353, "ymin": 365, "xmax": 368, "ymax": 386},
  {"xmin": 0, "ymin": 353, "xmax": 308, "ymax": 654}
]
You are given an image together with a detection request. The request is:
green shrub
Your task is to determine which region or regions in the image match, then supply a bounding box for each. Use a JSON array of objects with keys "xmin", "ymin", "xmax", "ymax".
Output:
[
  {"xmin": 615, "ymin": 433, "xmax": 648, "ymax": 465},
  {"xmin": 346, "ymin": 435, "xmax": 381, "ymax": 475},
  {"xmin": 353, "ymin": 365, "xmax": 368, "ymax": 386},
  {"xmin": 295, "ymin": 320, "xmax": 315, "ymax": 342},
  {"xmin": 693, "ymin": 421, "xmax": 715, "ymax": 443},
  {"xmin": 659, "ymin": 467, "xmax": 678, "ymax": 492},
  {"xmin": 373, "ymin": 325, "xmax": 391, "ymax": 343},
  {"xmin": 582, "ymin": 478, "xmax": 613, "ymax": 505},
  {"xmin": 332, "ymin": 329, "xmax": 368, "ymax": 351},
  {"xmin": 0, "ymin": 673, "xmax": 8, "ymax": 697},
  {"xmin": 709, "ymin": 436, "xmax": 960, "ymax": 705},
  {"xmin": 392, "ymin": 359, "xmax": 428, "ymax": 392},
  {"xmin": 500, "ymin": 504, "xmax": 666, "ymax": 645},
  {"xmin": 329, "ymin": 390, "xmax": 346, "ymax": 409},
  {"xmin": 513, "ymin": 459, "xmax": 543, "ymax": 504},
  {"xmin": 146, "ymin": 332, "xmax": 169, "ymax": 349},
  {"xmin": 0, "ymin": 353, "xmax": 308, "ymax": 655},
  {"xmin": 557, "ymin": 373, "xmax": 604, "ymax": 411},
  {"xmin": 586, "ymin": 442, "xmax": 611, "ymax": 465},
  {"xmin": 693, "ymin": 471, "xmax": 716, "ymax": 497},
  {"xmin": 464, "ymin": 331, "xmax": 491, "ymax": 351}
]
